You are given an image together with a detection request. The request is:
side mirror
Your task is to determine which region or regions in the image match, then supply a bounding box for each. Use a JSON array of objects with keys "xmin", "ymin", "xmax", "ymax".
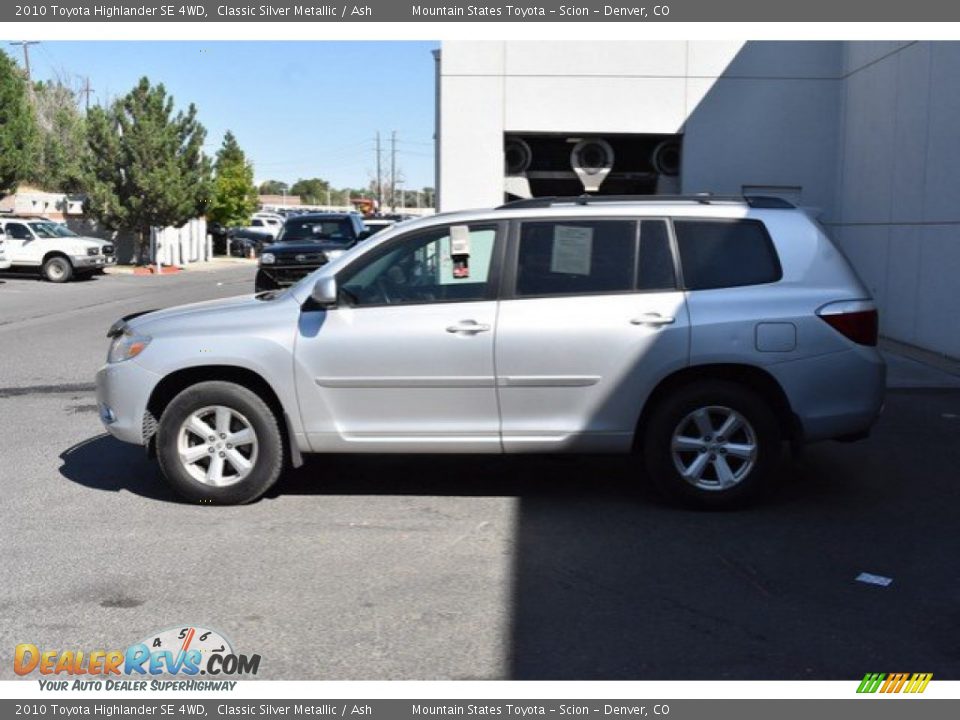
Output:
[
  {"xmin": 311, "ymin": 276, "xmax": 338, "ymax": 307},
  {"xmin": 358, "ymin": 230, "xmax": 372, "ymax": 240}
]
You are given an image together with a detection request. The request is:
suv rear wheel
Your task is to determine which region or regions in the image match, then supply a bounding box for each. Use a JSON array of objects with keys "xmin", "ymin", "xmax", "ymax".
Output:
[
  {"xmin": 156, "ymin": 381, "xmax": 284, "ymax": 504},
  {"xmin": 42, "ymin": 256, "xmax": 73, "ymax": 283},
  {"xmin": 643, "ymin": 380, "xmax": 782, "ymax": 507}
]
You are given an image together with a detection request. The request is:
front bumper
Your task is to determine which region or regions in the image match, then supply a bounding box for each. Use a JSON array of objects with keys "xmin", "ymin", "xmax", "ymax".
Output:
[
  {"xmin": 256, "ymin": 263, "xmax": 323, "ymax": 288},
  {"xmin": 74, "ymin": 254, "xmax": 118, "ymax": 268},
  {"xmin": 95, "ymin": 360, "xmax": 162, "ymax": 446}
]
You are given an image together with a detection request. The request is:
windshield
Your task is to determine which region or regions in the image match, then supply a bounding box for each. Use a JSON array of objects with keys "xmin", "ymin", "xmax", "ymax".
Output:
[
  {"xmin": 277, "ymin": 218, "xmax": 354, "ymax": 245},
  {"xmin": 29, "ymin": 222, "xmax": 79, "ymax": 238}
]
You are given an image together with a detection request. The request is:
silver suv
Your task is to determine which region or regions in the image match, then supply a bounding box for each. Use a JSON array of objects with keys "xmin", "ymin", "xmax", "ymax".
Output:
[{"xmin": 95, "ymin": 196, "xmax": 885, "ymax": 506}]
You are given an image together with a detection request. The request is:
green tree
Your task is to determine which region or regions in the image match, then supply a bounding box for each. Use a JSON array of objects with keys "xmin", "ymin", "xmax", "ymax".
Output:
[
  {"xmin": 0, "ymin": 50, "xmax": 38, "ymax": 195},
  {"xmin": 29, "ymin": 80, "xmax": 88, "ymax": 193},
  {"xmin": 207, "ymin": 130, "xmax": 257, "ymax": 227},
  {"xmin": 83, "ymin": 77, "xmax": 211, "ymax": 262},
  {"xmin": 289, "ymin": 177, "xmax": 330, "ymax": 205},
  {"xmin": 258, "ymin": 179, "xmax": 288, "ymax": 195}
]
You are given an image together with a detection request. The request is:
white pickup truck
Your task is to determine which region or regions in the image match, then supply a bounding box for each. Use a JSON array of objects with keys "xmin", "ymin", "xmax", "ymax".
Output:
[{"xmin": 0, "ymin": 216, "xmax": 117, "ymax": 282}]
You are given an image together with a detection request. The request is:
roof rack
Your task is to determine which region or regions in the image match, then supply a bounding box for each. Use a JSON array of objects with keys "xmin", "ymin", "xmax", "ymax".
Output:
[{"xmin": 496, "ymin": 194, "xmax": 795, "ymax": 210}]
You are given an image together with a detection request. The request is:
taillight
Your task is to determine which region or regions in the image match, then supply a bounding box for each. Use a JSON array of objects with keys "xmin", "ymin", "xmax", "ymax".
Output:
[{"xmin": 817, "ymin": 301, "xmax": 879, "ymax": 346}]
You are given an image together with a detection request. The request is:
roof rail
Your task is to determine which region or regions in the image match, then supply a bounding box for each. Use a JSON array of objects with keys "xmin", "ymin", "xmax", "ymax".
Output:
[{"xmin": 496, "ymin": 194, "xmax": 795, "ymax": 210}]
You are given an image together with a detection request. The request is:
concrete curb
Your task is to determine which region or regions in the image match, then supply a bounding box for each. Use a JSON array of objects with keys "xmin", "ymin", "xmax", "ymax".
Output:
[{"xmin": 106, "ymin": 258, "xmax": 257, "ymax": 276}]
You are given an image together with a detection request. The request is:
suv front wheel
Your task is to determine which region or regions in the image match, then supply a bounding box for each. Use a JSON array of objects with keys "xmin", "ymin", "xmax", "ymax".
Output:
[
  {"xmin": 42, "ymin": 255, "xmax": 74, "ymax": 283},
  {"xmin": 156, "ymin": 381, "xmax": 285, "ymax": 504},
  {"xmin": 643, "ymin": 380, "xmax": 782, "ymax": 507}
]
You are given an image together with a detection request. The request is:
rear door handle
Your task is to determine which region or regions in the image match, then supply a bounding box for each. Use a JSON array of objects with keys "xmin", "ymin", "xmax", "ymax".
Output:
[
  {"xmin": 630, "ymin": 313, "xmax": 676, "ymax": 326},
  {"xmin": 446, "ymin": 320, "xmax": 491, "ymax": 334}
]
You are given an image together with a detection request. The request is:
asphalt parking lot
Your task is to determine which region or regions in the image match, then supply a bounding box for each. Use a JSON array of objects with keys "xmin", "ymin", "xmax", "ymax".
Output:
[{"xmin": 1, "ymin": 266, "xmax": 959, "ymax": 680}]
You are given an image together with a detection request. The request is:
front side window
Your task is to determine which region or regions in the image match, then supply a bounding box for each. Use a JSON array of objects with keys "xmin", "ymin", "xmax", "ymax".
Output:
[
  {"xmin": 674, "ymin": 219, "xmax": 782, "ymax": 290},
  {"xmin": 339, "ymin": 225, "xmax": 498, "ymax": 307},
  {"xmin": 515, "ymin": 220, "xmax": 636, "ymax": 297}
]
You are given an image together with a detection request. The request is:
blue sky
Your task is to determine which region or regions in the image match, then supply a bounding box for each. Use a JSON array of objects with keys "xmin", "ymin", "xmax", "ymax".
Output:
[{"xmin": 12, "ymin": 41, "xmax": 439, "ymax": 190}]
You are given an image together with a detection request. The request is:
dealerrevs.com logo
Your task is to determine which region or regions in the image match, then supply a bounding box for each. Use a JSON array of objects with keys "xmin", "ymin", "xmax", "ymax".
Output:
[
  {"xmin": 15, "ymin": 626, "xmax": 260, "ymax": 690},
  {"xmin": 857, "ymin": 673, "xmax": 933, "ymax": 694}
]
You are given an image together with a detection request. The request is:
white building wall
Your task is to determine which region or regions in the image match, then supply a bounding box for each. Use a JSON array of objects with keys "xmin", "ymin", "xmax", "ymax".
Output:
[
  {"xmin": 439, "ymin": 41, "xmax": 843, "ymax": 215},
  {"xmin": 833, "ymin": 42, "xmax": 960, "ymax": 358},
  {"xmin": 681, "ymin": 42, "xmax": 843, "ymax": 216}
]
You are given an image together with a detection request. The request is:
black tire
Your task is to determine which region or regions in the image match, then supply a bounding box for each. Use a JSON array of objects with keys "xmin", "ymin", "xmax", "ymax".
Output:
[
  {"xmin": 156, "ymin": 381, "xmax": 285, "ymax": 505},
  {"xmin": 642, "ymin": 380, "xmax": 782, "ymax": 508},
  {"xmin": 42, "ymin": 255, "xmax": 73, "ymax": 283}
]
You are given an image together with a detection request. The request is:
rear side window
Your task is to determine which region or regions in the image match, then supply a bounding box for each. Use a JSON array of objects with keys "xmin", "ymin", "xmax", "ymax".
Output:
[
  {"xmin": 515, "ymin": 220, "xmax": 636, "ymax": 297},
  {"xmin": 4, "ymin": 223, "xmax": 33, "ymax": 240},
  {"xmin": 674, "ymin": 219, "xmax": 781, "ymax": 290},
  {"xmin": 673, "ymin": 220, "xmax": 783, "ymax": 290}
]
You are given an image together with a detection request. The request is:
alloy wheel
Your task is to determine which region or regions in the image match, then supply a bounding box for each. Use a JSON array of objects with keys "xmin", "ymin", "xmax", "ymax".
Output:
[
  {"xmin": 177, "ymin": 405, "xmax": 259, "ymax": 487},
  {"xmin": 670, "ymin": 405, "xmax": 758, "ymax": 491}
]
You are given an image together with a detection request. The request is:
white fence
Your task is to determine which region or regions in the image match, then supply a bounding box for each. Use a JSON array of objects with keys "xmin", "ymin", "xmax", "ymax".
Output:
[{"xmin": 149, "ymin": 218, "xmax": 213, "ymax": 267}]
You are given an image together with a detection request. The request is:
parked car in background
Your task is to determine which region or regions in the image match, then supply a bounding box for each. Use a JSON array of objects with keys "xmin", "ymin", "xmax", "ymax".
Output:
[
  {"xmin": 207, "ymin": 221, "xmax": 229, "ymax": 254},
  {"xmin": 249, "ymin": 217, "xmax": 281, "ymax": 239},
  {"xmin": 227, "ymin": 228, "xmax": 272, "ymax": 258},
  {"xmin": 97, "ymin": 195, "xmax": 885, "ymax": 507},
  {"xmin": 208, "ymin": 223, "xmax": 271, "ymax": 256},
  {"xmin": 254, "ymin": 212, "xmax": 369, "ymax": 293},
  {"xmin": 361, "ymin": 217, "xmax": 397, "ymax": 237},
  {"xmin": 0, "ymin": 215, "xmax": 116, "ymax": 282}
]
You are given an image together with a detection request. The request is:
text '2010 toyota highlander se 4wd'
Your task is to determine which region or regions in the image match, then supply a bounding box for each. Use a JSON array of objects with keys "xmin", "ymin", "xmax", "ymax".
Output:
[{"xmin": 96, "ymin": 196, "xmax": 885, "ymax": 507}]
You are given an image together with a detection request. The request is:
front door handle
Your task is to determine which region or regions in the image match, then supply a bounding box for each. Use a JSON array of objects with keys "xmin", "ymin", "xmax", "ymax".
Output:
[
  {"xmin": 446, "ymin": 320, "xmax": 491, "ymax": 334},
  {"xmin": 630, "ymin": 313, "xmax": 676, "ymax": 326}
]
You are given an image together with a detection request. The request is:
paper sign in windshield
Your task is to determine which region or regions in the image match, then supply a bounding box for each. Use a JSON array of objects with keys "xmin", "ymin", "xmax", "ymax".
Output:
[{"xmin": 551, "ymin": 225, "xmax": 593, "ymax": 276}]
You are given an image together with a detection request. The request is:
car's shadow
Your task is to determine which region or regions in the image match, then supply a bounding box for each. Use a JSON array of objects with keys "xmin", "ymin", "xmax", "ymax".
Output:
[
  {"xmin": 59, "ymin": 434, "xmax": 673, "ymax": 505},
  {"xmin": 59, "ymin": 435, "xmax": 175, "ymax": 502},
  {"xmin": 60, "ymin": 433, "xmax": 834, "ymax": 509},
  {"xmin": 0, "ymin": 271, "xmax": 102, "ymax": 282}
]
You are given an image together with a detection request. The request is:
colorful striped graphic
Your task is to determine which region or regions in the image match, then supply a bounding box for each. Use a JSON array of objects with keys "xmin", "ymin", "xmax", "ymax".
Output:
[{"xmin": 857, "ymin": 672, "xmax": 933, "ymax": 694}]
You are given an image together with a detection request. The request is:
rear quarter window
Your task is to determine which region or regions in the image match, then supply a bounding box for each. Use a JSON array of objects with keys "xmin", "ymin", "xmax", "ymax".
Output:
[{"xmin": 673, "ymin": 219, "xmax": 782, "ymax": 290}]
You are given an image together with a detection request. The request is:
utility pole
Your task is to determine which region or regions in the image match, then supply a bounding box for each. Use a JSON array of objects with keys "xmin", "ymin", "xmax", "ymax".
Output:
[
  {"xmin": 9, "ymin": 41, "xmax": 39, "ymax": 84},
  {"xmin": 390, "ymin": 130, "xmax": 397, "ymax": 212},
  {"xmin": 80, "ymin": 76, "xmax": 94, "ymax": 113},
  {"xmin": 375, "ymin": 132, "xmax": 382, "ymax": 213}
]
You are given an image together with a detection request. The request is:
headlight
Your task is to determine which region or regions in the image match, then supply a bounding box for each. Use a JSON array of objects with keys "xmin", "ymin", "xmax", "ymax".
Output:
[
  {"xmin": 260, "ymin": 252, "xmax": 275, "ymax": 265},
  {"xmin": 324, "ymin": 249, "xmax": 345, "ymax": 261},
  {"xmin": 108, "ymin": 329, "xmax": 152, "ymax": 363},
  {"xmin": 87, "ymin": 247, "xmax": 100, "ymax": 256}
]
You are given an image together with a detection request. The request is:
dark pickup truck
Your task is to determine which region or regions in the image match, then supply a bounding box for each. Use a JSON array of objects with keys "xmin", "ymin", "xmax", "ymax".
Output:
[{"xmin": 254, "ymin": 212, "xmax": 370, "ymax": 293}]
